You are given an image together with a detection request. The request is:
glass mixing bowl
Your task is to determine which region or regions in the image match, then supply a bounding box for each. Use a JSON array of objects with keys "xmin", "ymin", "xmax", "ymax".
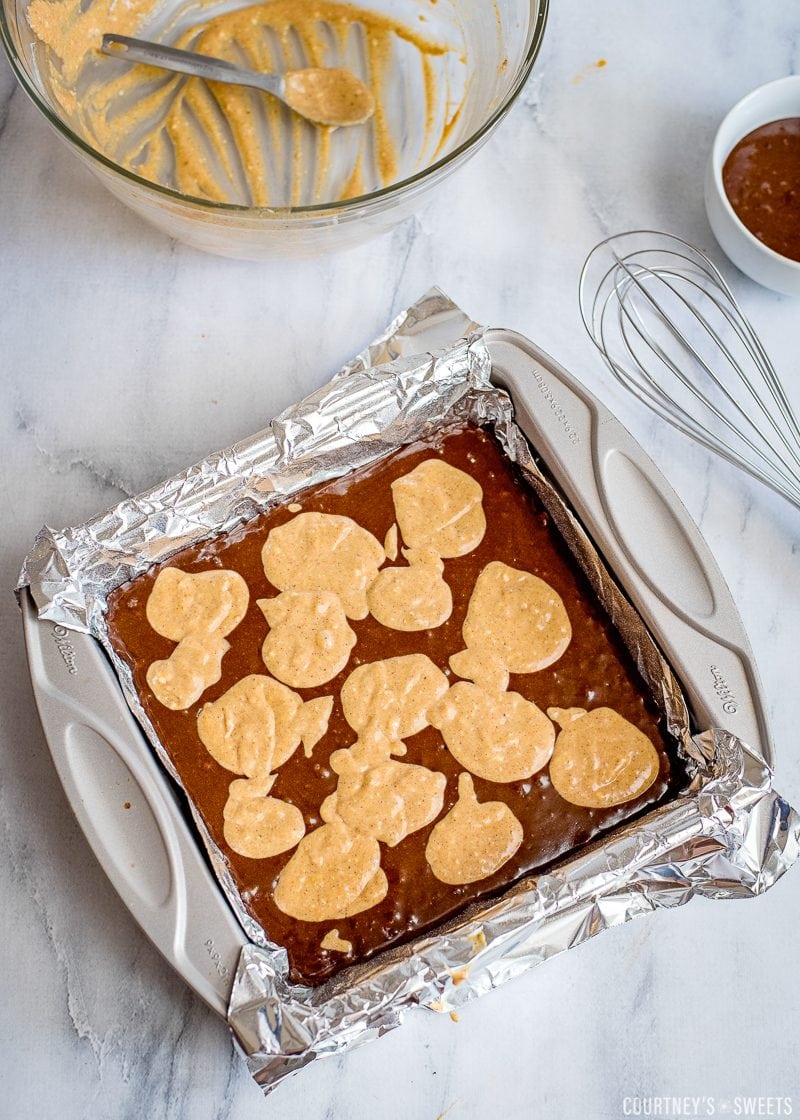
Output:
[{"xmin": 1, "ymin": 0, "xmax": 547, "ymax": 258}]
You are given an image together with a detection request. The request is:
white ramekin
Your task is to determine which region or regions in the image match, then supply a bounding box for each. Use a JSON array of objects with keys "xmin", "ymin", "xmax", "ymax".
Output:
[{"xmin": 705, "ymin": 75, "xmax": 800, "ymax": 296}]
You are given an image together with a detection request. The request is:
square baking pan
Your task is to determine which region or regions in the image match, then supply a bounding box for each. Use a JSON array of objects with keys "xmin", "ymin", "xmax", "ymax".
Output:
[{"xmin": 19, "ymin": 322, "xmax": 774, "ymax": 1024}]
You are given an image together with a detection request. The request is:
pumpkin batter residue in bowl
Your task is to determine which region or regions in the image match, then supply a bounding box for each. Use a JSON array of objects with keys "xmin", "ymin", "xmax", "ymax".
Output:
[{"xmin": 28, "ymin": 0, "xmax": 466, "ymax": 206}]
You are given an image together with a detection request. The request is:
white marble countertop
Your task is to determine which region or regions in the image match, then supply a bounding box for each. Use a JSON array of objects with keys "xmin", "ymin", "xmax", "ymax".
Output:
[{"xmin": 2, "ymin": 2, "xmax": 799, "ymax": 1117}]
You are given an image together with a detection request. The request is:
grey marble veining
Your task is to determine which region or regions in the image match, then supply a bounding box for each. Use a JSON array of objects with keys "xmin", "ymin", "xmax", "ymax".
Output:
[{"xmin": 2, "ymin": 1, "xmax": 799, "ymax": 1117}]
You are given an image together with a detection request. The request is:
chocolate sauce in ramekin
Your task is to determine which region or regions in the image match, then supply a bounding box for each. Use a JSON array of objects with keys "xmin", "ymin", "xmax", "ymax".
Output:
[{"xmin": 723, "ymin": 118, "xmax": 800, "ymax": 262}]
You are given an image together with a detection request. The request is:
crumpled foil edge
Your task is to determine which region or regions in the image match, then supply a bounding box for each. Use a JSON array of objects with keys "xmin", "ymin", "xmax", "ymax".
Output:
[
  {"xmin": 232, "ymin": 730, "xmax": 799, "ymax": 1091},
  {"xmin": 17, "ymin": 289, "xmax": 800, "ymax": 1095}
]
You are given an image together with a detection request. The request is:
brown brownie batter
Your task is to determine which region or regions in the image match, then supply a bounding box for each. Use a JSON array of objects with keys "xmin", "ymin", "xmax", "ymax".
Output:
[
  {"xmin": 723, "ymin": 118, "xmax": 800, "ymax": 262},
  {"xmin": 106, "ymin": 426, "xmax": 683, "ymax": 985}
]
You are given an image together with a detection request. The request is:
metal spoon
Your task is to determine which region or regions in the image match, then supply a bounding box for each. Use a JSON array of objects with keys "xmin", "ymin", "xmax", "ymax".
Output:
[{"xmin": 100, "ymin": 33, "xmax": 376, "ymax": 128}]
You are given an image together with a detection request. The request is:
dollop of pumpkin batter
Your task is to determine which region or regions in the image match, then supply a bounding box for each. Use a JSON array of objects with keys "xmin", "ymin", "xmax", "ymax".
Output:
[
  {"xmin": 262, "ymin": 512, "xmax": 384, "ymax": 620},
  {"xmin": 273, "ymin": 819, "xmax": 388, "ymax": 922},
  {"xmin": 429, "ymin": 682, "xmax": 555, "ymax": 783},
  {"xmin": 367, "ymin": 547, "xmax": 452, "ymax": 632},
  {"xmin": 258, "ymin": 590, "xmax": 357, "ymax": 687},
  {"xmin": 197, "ymin": 673, "xmax": 332, "ymax": 776},
  {"xmin": 391, "ymin": 459, "xmax": 486, "ymax": 559},
  {"xmin": 547, "ymin": 707, "xmax": 660, "ymax": 809},
  {"xmin": 340, "ymin": 653, "xmax": 448, "ymax": 742},
  {"xmin": 323, "ymin": 742, "xmax": 446, "ymax": 847},
  {"xmin": 223, "ymin": 773, "xmax": 306, "ymax": 859},
  {"xmin": 425, "ymin": 774, "xmax": 523, "ymax": 885}
]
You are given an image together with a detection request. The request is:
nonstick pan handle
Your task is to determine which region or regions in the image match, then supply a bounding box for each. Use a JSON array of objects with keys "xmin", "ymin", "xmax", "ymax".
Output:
[
  {"xmin": 487, "ymin": 330, "xmax": 774, "ymax": 766},
  {"xmin": 21, "ymin": 589, "xmax": 246, "ymax": 1016}
]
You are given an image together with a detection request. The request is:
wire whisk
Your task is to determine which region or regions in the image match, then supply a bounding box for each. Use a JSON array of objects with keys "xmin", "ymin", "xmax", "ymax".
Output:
[{"xmin": 579, "ymin": 230, "xmax": 800, "ymax": 511}]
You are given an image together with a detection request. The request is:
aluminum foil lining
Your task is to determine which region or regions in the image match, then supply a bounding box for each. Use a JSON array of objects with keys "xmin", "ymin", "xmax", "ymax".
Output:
[
  {"xmin": 18, "ymin": 290, "xmax": 800, "ymax": 1095},
  {"xmin": 233, "ymin": 731, "xmax": 799, "ymax": 1091}
]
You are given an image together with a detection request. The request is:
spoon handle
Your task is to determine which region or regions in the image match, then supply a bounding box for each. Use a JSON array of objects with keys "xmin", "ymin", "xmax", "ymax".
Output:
[{"xmin": 100, "ymin": 34, "xmax": 282, "ymax": 97}]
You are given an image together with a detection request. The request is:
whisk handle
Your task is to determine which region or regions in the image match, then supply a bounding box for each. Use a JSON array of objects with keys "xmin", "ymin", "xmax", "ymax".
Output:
[{"xmin": 487, "ymin": 330, "xmax": 774, "ymax": 767}]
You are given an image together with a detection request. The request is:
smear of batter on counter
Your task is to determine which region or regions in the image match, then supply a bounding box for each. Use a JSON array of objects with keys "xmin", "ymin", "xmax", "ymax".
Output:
[
  {"xmin": 391, "ymin": 459, "xmax": 486, "ymax": 558},
  {"xmin": 27, "ymin": 0, "xmax": 462, "ymax": 206},
  {"xmin": 274, "ymin": 818, "xmax": 388, "ymax": 921},
  {"xmin": 262, "ymin": 512, "xmax": 384, "ymax": 620},
  {"xmin": 547, "ymin": 707, "xmax": 660, "ymax": 808},
  {"xmin": 367, "ymin": 547, "xmax": 452, "ymax": 631},
  {"xmin": 197, "ymin": 674, "xmax": 332, "ymax": 775},
  {"xmin": 572, "ymin": 57, "xmax": 608, "ymax": 84},
  {"xmin": 258, "ymin": 590, "xmax": 357, "ymax": 687},
  {"xmin": 223, "ymin": 773, "xmax": 306, "ymax": 858},
  {"xmin": 429, "ymin": 682, "xmax": 554, "ymax": 783},
  {"xmin": 321, "ymin": 928, "xmax": 352, "ymax": 953},
  {"xmin": 425, "ymin": 773, "xmax": 523, "ymax": 885}
]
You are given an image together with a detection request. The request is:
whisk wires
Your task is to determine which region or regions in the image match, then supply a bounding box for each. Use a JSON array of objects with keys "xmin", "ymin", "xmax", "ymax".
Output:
[{"xmin": 579, "ymin": 231, "xmax": 800, "ymax": 510}]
